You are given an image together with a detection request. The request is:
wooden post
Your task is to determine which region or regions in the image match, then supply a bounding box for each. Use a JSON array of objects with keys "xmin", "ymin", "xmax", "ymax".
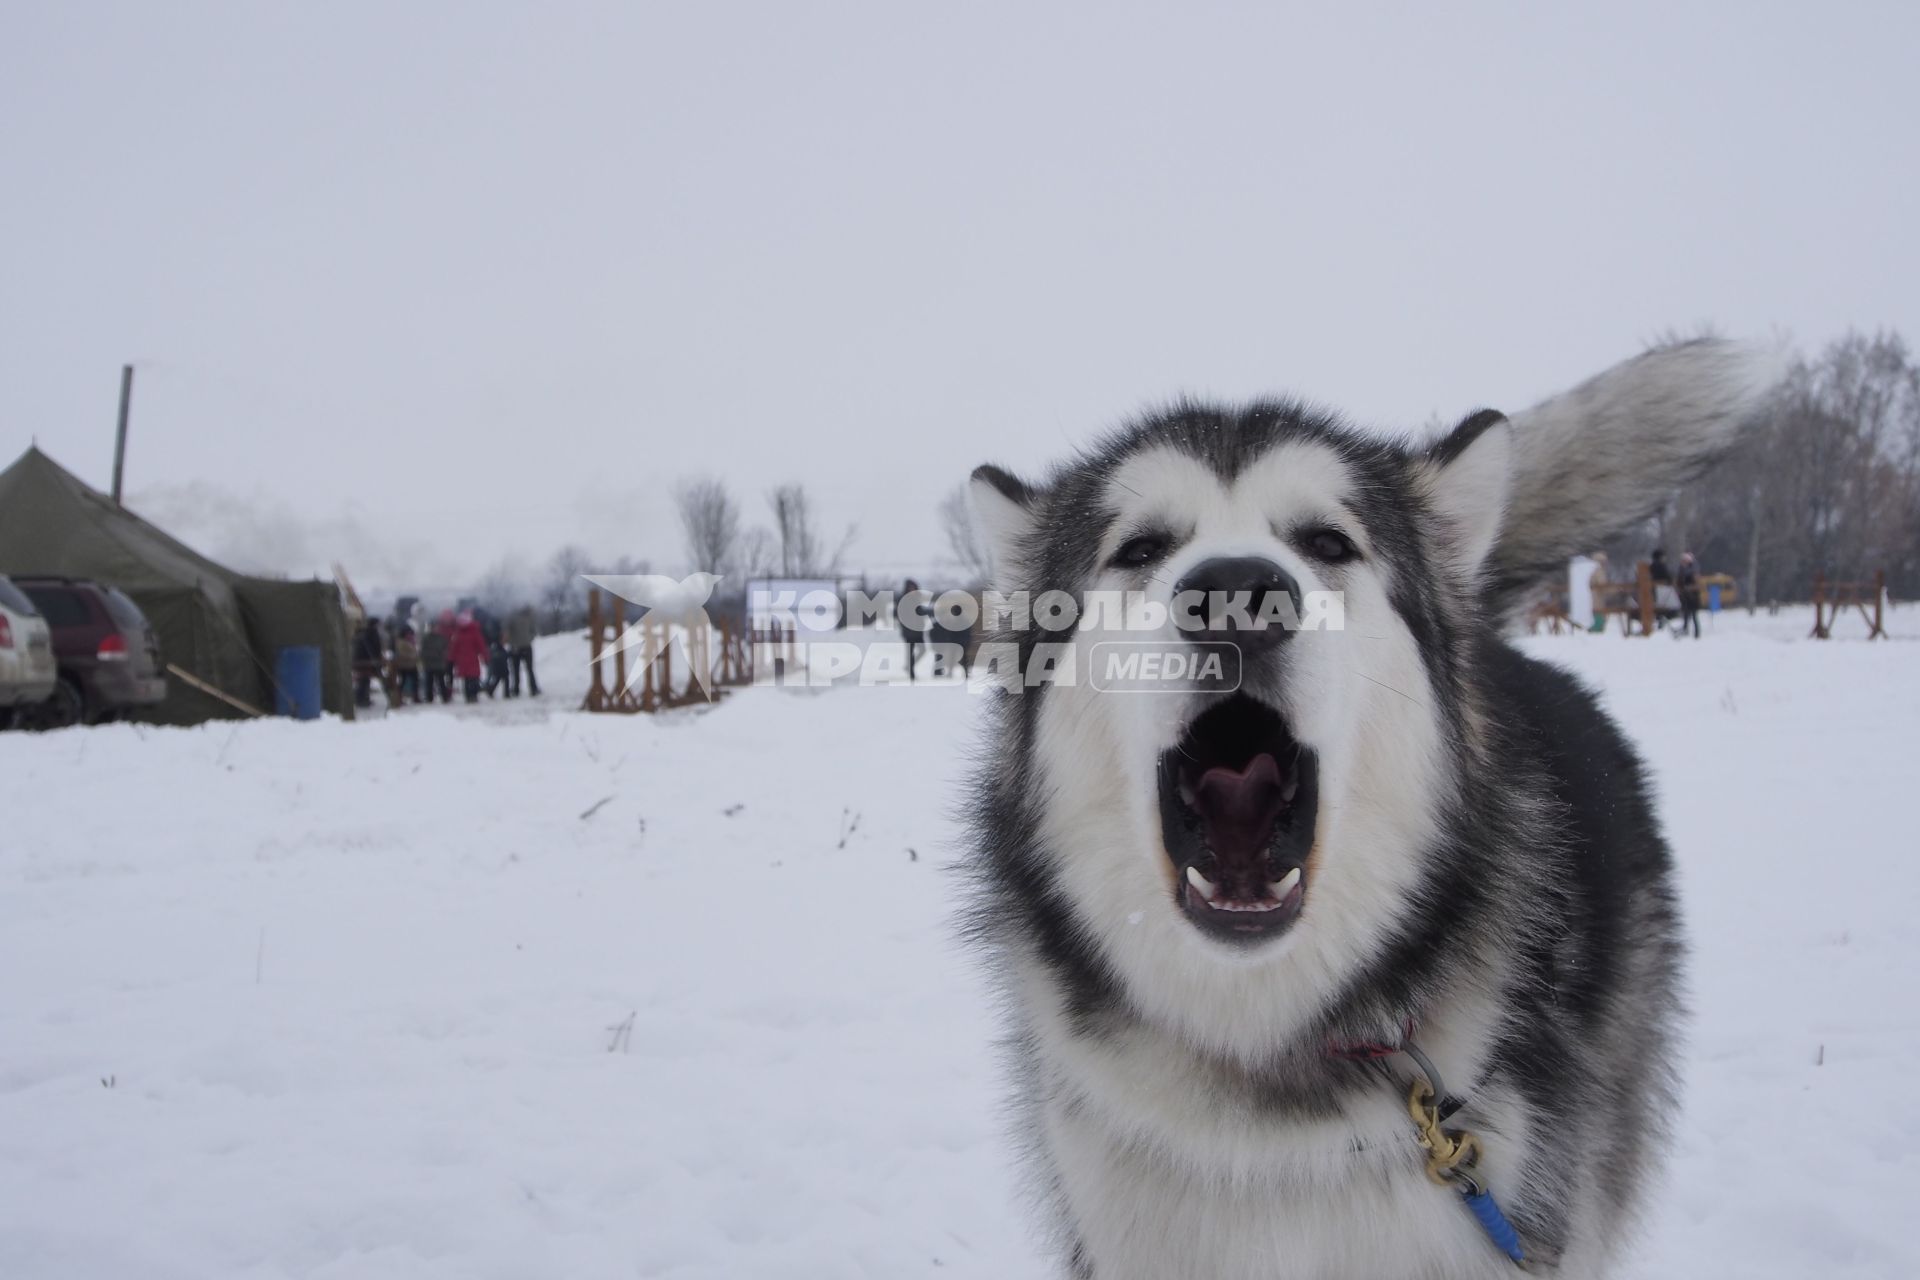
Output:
[
  {"xmin": 658, "ymin": 622, "xmax": 673, "ymax": 706},
  {"xmin": 636, "ymin": 617, "xmax": 652, "ymax": 710},
  {"xmin": 165, "ymin": 662, "xmax": 266, "ymax": 717},
  {"xmin": 1635, "ymin": 561, "xmax": 1655, "ymax": 638},
  {"xmin": 633, "ymin": 622, "xmax": 649, "ymax": 711},
  {"xmin": 611, "ymin": 593, "xmax": 629, "ymax": 705},
  {"xmin": 111, "ymin": 364, "xmax": 134, "ymax": 506},
  {"xmin": 583, "ymin": 589, "xmax": 605, "ymax": 710},
  {"xmin": 1810, "ymin": 573, "xmax": 1829, "ymax": 640}
]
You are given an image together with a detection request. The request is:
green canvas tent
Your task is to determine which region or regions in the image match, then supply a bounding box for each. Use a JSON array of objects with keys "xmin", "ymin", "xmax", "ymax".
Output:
[{"xmin": 0, "ymin": 445, "xmax": 353, "ymax": 724}]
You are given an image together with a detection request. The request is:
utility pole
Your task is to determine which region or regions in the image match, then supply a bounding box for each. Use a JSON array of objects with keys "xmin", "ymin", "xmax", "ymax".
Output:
[{"xmin": 111, "ymin": 364, "xmax": 135, "ymax": 506}]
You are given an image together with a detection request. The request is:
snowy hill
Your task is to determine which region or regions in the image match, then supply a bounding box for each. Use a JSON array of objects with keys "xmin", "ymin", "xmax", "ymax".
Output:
[{"xmin": 1, "ymin": 610, "xmax": 1915, "ymax": 1278}]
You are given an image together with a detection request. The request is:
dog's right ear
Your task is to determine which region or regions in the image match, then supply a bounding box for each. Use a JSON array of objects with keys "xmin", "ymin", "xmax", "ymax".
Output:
[
  {"xmin": 1419, "ymin": 409, "xmax": 1512, "ymax": 582},
  {"xmin": 969, "ymin": 464, "xmax": 1037, "ymax": 580}
]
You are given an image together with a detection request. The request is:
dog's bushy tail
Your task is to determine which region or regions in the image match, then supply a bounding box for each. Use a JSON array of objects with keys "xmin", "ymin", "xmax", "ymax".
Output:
[{"xmin": 1483, "ymin": 337, "xmax": 1786, "ymax": 616}]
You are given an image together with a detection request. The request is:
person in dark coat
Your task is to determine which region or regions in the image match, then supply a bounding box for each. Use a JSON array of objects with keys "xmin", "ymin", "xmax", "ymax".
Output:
[
  {"xmin": 487, "ymin": 636, "xmax": 512, "ymax": 697},
  {"xmin": 421, "ymin": 614, "xmax": 453, "ymax": 703},
  {"xmin": 928, "ymin": 596, "xmax": 976, "ymax": 678},
  {"xmin": 450, "ymin": 612, "xmax": 489, "ymax": 703},
  {"xmin": 506, "ymin": 605, "xmax": 540, "ymax": 696},
  {"xmin": 1675, "ymin": 551, "xmax": 1703, "ymax": 639},
  {"xmin": 1648, "ymin": 548, "xmax": 1678, "ymax": 628},
  {"xmin": 351, "ymin": 618, "xmax": 386, "ymax": 708},
  {"xmin": 481, "ymin": 612, "xmax": 511, "ymax": 698},
  {"xmin": 898, "ymin": 579, "xmax": 930, "ymax": 683}
]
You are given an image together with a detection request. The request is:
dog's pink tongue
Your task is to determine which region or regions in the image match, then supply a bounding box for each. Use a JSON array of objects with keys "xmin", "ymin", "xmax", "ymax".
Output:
[{"xmin": 1191, "ymin": 754, "xmax": 1288, "ymax": 862}]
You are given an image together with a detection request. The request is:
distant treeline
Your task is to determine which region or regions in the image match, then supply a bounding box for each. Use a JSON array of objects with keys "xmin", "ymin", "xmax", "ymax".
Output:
[
  {"xmin": 1601, "ymin": 329, "xmax": 1919, "ymax": 603},
  {"xmin": 472, "ymin": 329, "xmax": 1920, "ymax": 627}
]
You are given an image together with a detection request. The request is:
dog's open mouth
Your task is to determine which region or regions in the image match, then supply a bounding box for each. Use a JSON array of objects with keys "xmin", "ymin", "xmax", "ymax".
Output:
[{"xmin": 1158, "ymin": 694, "xmax": 1319, "ymax": 944}]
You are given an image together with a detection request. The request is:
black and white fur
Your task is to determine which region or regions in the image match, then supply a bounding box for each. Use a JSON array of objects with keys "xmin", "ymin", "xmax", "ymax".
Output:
[{"xmin": 963, "ymin": 340, "xmax": 1782, "ymax": 1278}]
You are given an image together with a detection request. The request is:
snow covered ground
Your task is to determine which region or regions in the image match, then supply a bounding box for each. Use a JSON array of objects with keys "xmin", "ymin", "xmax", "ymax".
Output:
[{"xmin": 1, "ymin": 608, "xmax": 1915, "ymax": 1278}]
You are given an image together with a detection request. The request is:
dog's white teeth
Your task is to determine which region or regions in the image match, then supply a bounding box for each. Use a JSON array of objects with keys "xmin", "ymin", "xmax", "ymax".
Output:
[
  {"xmin": 1185, "ymin": 865, "xmax": 1219, "ymax": 898},
  {"xmin": 1270, "ymin": 867, "xmax": 1303, "ymax": 898}
]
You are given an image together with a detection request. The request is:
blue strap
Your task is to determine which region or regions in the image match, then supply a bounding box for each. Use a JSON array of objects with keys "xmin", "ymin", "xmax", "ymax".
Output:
[{"xmin": 1461, "ymin": 1188, "xmax": 1526, "ymax": 1264}]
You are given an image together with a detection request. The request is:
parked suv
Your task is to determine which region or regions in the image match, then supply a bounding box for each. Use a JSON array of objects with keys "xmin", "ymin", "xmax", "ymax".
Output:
[
  {"xmin": 0, "ymin": 575, "xmax": 59, "ymax": 727},
  {"xmin": 12, "ymin": 577, "xmax": 167, "ymax": 727}
]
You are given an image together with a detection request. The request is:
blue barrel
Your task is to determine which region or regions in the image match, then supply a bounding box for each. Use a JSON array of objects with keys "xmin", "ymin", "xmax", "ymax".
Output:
[
  {"xmin": 275, "ymin": 645, "xmax": 323, "ymax": 720},
  {"xmin": 1708, "ymin": 584, "xmax": 1723, "ymax": 612}
]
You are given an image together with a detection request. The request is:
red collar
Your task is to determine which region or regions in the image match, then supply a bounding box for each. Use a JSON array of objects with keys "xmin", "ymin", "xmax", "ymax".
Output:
[{"xmin": 1324, "ymin": 1017, "xmax": 1419, "ymax": 1061}]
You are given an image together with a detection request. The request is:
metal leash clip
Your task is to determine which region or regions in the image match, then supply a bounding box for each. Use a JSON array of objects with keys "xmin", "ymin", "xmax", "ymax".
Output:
[
  {"xmin": 1407, "ymin": 1079, "xmax": 1486, "ymax": 1193},
  {"xmin": 1402, "ymin": 1067, "xmax": 1526, "ymax": 1265}
]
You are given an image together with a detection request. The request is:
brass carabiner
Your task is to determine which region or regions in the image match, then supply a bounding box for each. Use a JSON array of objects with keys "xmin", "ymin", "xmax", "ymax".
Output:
[{"xmin": 1408, "ymin": 1080, "xmax": 1483, "ymax": 1186}]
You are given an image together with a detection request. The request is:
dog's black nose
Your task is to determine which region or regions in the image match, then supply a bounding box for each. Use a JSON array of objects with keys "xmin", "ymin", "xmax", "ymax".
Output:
[{"xmin": 1172, "ymin": 557, "xmax": 1303, "ymax": 652}]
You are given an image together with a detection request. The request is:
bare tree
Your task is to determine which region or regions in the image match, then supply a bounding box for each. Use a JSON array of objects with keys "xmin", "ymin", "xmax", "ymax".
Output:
[
  {"xmin": 768, "ymin": 483, "xmax": 819, "ymax": 577},
  {"xmin": 473, "ymin": 556, "xmax": 535, "ymax": 612},
  {"xmin": 938, "ymin": 482, "xmax": 992, "ymax": 581},
  {"xmin": 1602, "ymin": 328, "xmax": 1920, "ymax": 603},
  {"xmin": 739, "ymin": 526, "xmax": 777, "ymax": 580},
  {"xmin": 766, "ymin": 483, "xmax": 858, "ymax": 577},
  {"xmin": 675, "ymin": 475, "xmax": 741, "ymax": 576},
  {"xmin": 540, "ymin": 544, "xmax": 594, "ymax": 631}
]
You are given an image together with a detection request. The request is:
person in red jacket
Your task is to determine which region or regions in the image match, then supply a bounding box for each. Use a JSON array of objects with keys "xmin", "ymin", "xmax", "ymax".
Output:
[{"xmin": 449, "ymin": 611, "xmax": 490, "ymax": 703}]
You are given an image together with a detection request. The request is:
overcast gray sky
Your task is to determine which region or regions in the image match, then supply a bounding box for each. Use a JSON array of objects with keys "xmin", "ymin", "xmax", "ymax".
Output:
[{"xmin": 4, "ymin": 2, "xmax": 1915, "ymax": 591}]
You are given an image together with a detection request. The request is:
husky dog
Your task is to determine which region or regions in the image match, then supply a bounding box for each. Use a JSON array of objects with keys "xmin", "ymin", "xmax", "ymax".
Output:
[{"xmin": 963, "ymin": 340, "xmax": 1780, "ymax": 1279}]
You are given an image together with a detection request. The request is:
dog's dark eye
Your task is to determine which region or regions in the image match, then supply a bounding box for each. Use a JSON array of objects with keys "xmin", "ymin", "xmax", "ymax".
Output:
[
  {"xmin": 1300, "ymin": 528, "xmax": 1358, "ymax": 564},
  {"xmin": 1111, "ymin": 532, "xmax": 1171, "ymax": 569}
]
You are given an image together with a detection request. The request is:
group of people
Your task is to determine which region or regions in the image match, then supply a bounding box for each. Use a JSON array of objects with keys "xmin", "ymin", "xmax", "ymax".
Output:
[
  {"xmin": 352, "ymin": 603, "xmax": 542, "ymax": 707},
  {"xmin": 1568, "ymin": 549, "xmax": 1707, "ymax": 637}
]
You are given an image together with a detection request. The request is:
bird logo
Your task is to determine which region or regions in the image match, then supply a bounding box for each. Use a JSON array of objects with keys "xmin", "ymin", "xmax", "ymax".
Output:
[{"xmin": 582, "ymin": 572, "xmax": 724, "ymax": 697}]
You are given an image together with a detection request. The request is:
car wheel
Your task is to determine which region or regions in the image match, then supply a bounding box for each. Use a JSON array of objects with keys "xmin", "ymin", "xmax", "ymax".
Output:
[{"xmin": 31, "ymin": 679, "xmax": 85, "ymax": 731}]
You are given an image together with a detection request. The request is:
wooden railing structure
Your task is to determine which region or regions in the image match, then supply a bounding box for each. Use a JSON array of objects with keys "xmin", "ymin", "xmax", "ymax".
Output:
[
  {"xmin": 1809, "ymin": 570, "xmax": 1888, "ymax": 640},
  {"xmin": 1533, "ymin": 563, "xmax": 1891, "ymax": 640},
  {"xmin": 1531, "ymin": 562, "xmax": 1747, "ymax": 637},
  {"xmin": 1523, "ymin": 592, "xmax": 1581, "ymax": 634},
  {"xmin": 1571, "ymin": 561, "xmax": 1659, "ymax": 637},
  {"xmin": 580, "ymin": 588, "xmax": 772, "ymax": 713}
]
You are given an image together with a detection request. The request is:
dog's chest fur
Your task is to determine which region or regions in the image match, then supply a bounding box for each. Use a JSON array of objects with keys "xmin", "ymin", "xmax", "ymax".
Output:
[{"xmin": 1015, "ymin": 966, "xmax": 1576, "ymax": 1280}]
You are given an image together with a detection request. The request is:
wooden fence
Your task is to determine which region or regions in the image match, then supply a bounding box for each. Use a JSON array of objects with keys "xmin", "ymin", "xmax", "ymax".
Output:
[
  {"xmin": 1579, "ymin": 561, "xmax": 1660, "ymax": 637},
  {"xmin": 579, "ymin": 588, "xmax": 776, "ymax": 713},
  {"xmin": 1809, "ymin": 570, "xmax": 1888, "ymax": 640}
]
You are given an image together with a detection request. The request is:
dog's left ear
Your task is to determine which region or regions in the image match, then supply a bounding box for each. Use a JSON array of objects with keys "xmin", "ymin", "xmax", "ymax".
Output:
[
  {"xmin": 1419, "ymin": 409, "xmax": 1512, "ymax": 579},
  {"xmin": 969, "ymin": 463, "xmax": 1038, "ymax": 583}
]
